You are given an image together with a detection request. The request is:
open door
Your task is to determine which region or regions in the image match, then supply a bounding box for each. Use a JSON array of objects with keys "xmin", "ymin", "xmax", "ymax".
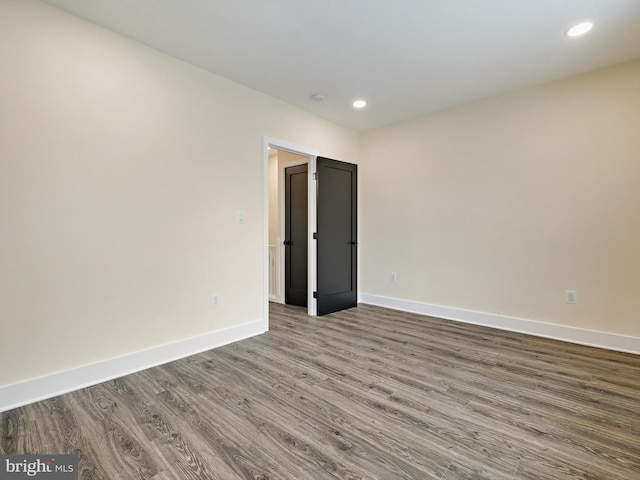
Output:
[
  {"xmin": 316, "ymin": 157, "xmax": 357, "ymax": 316},
  {"xmin": 284, "ymin": 163, "xmax": 308, "ymax": 307}
]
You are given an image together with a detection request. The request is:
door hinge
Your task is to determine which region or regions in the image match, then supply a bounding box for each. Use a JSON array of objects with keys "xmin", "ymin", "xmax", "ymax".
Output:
[
  {"xmin": 313, "ymin": 232, "xmax": 317, "ymax": 240},
  {"xmin": 313, "ymin": 291, "xmax": 318, "ymax": 299},
  {"xmin": 313, "ymin": 172, "xmax": 318, "ymax": 180}
]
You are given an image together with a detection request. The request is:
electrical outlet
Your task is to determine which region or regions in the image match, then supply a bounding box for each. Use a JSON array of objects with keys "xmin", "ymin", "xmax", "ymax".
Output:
[
  {"xmin": 565, "ymin": 290, "xmax": 577, "ymax": 304},
  {"xmin": 390, "ymin": 272, "xmax": 398, "ymax": 283},
  {"xmin": 237, "ymin": 210, "xmax": 245, "ymax": 224},
  {"xmin": 212, "ymin": 293, "xmax": 220, "ymax": 307}
]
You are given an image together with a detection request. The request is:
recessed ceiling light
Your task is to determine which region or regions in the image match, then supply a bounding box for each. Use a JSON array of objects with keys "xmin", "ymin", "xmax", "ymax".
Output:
[
  {"xmin": 566, "ymin": 21, "xmax": 594, "ymax": 37},
  {"xmin": 353, "ymin": 100, "xmax": 367, "ymax": 109}
]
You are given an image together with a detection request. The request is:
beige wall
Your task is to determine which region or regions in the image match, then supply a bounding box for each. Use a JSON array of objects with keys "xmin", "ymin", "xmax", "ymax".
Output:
[
  {"xmin": 0, "ymin": 0, "xmax": 358, "ymax": 388},
  {"xmin": 361, "ymin": 60, "xmax": 640, "ymax": 337}
]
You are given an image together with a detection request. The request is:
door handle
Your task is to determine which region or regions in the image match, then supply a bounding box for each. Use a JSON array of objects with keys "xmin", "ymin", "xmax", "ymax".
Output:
[
  {"xmin": 283, "ymin": 240, "xmax": 292, "ymax": 246},
  {"xmin": 349, "ymin": 241, "xmax": 358, "ymax": 245}
]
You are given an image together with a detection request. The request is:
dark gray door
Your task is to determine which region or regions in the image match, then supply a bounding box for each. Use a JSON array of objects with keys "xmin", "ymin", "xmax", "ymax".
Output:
[
  {"xmin": 316, "ymin": 157, "xmax": 357, "ymax": 316},
  {"xmin": 284, "ymin": 164, "xmax": 308, "ymax": 307}
]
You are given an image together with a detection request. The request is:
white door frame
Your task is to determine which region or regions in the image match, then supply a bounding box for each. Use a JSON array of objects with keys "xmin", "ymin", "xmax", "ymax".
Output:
[{"xmin": 263, "ymin": 137, "xmax": 318, "ymax": 324}]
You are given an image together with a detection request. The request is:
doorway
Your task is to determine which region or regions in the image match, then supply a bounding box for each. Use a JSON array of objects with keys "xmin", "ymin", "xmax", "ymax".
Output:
[
  {"xmin": 265, "ymin": 142, "xmax": 315, "ymax": 316},
  {"xmin": 263, "ymin": 137, "xmax": 358, "ymax": 321}
]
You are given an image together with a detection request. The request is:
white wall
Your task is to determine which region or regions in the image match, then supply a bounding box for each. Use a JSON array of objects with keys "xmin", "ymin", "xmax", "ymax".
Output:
[
  {"xmin": 0, "ymin": 0, "xmax": 359, "ymax": 390},
  {"xmin": 361, "ymin": 60, "xmax": 640, "ymax": 340}
]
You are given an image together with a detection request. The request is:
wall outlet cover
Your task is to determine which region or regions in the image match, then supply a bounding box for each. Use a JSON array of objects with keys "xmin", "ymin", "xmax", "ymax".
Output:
[{"xmin": 565, "ymin": 290, "xmax": 577, "ymax": 304}]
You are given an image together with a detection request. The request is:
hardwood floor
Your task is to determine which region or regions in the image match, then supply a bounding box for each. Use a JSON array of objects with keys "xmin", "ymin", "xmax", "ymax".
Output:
[{"xmin": 2, "ymin": 303, "xmax": 640, "ymax": 479}]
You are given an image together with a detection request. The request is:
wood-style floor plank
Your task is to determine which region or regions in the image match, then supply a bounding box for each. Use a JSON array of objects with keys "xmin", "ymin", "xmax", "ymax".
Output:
[{"xmin": 2, "ymin": 302, "xmax": 640, "ymax": 479}]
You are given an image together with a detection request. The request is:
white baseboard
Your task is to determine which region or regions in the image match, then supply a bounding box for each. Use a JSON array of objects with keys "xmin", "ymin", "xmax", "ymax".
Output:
[
  {"xmin": 359, "ymin": 294, "xmax": 640, "ymax": 355},
  {"xmin": 0, "ymin": 319, "xmax": 267, "ymax": 413}
]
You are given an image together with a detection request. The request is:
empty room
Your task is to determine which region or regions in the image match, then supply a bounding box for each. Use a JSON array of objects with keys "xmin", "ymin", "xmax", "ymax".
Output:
[{"xmin": 1, "ymin": 0, "xmax": 639, "ymax": 479}]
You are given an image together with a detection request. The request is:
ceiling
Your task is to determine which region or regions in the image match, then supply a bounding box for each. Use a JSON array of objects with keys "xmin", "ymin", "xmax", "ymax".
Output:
[{"xmin": 43, "ymin": 0, "xmax": 640, "ymax": 132}]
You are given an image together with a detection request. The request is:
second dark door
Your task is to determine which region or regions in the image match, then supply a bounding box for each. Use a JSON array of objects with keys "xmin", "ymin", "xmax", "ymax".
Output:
[{"xmin": 284, "ymin": 163, "xmax": 308, "ymax": 307}]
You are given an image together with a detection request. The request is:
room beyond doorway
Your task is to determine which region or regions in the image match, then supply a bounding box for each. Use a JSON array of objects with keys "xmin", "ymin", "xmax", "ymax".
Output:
[{"xmin": 267, "ymin": 148, "xmax": 309, "ymax": 307}]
